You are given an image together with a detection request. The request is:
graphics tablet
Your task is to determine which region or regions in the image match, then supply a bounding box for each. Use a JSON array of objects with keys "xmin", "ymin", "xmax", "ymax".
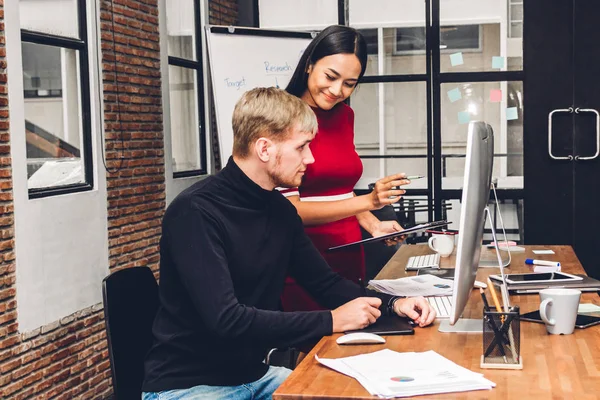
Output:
[
  {"xmin": 521, "ymin": 310, "xmax": 600, "ymax": 329},
  {"xmin": 344, "ymin": 315, "xmax": 415, "ymax": 336}
]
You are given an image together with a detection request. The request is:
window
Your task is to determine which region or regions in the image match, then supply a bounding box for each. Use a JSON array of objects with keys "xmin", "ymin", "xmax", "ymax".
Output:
[
  {"xmin": 166, "ymin": 0, "xmax": 206, "ymax": 176},
  {"xmin": 20, "ymin": 0, "xmax": 93, "ymax": 197},
  {"xmin": 509, "ymin": 0, "xmax": 524, "ymax": 38},
  {"xmin": 395, "ymin": 25, "xmax": 482, "ymax": 55}
]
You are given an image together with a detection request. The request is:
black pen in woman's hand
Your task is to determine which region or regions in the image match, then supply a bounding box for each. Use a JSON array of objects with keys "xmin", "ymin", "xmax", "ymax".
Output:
[{"xmin": 358, "ymin": 278, "xmax": 367, "ymax": 296}]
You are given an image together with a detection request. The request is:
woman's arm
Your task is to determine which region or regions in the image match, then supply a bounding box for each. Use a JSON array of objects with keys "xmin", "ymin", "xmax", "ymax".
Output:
[{"xmin": 287, "ymin": 173, "xmax": 409, "ymax": 226}]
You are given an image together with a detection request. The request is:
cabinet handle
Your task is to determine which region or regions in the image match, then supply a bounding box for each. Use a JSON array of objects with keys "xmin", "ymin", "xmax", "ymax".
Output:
[
  {"xmin": 548, "ymin": 107, "xmax": 574, "ymax": 160},
  {"xmin": 574, "ymin": 108, "xmax": 600, "ymax": 161}
]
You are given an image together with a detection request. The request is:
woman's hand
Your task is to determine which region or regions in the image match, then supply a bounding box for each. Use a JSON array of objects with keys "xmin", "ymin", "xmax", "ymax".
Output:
[
  {"xmin": 371, "ymin": 220, "xmax": 406, "ymax": 246},
  {"xmin": 369, "ymin": 174, "xmax": 410, "ymax": 209}
]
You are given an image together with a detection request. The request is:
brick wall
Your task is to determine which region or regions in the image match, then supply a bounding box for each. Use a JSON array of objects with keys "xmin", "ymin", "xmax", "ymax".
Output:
[
  {"xmin": 101, "ymin": 0, "xmax": 165, "ymax": 274},
  {"xmin": 0, "ymin": 0, "xmax": 164, "ymax": 398},
  {"xmin": 0, "ymin": 1, "xmax": 240, "ymax": 398},
  {"xmin": 1, "ymin": 0, "xmax": 111, "ymax": 397},
  {"xmin": 209, "ymin": 0, "xmax": 239, "ymax": 26}
]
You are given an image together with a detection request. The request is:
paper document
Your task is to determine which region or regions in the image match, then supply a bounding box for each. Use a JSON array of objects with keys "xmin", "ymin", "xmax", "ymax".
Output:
[
  {"xmin": 369, "ymin": 274, "xmax": 454, "ymax": 297},
  {"xmin": 578, "ymin": 303, "xmax": 600, "ymax": 313},
  {"xmin": 316, "ymin": 349, "xmax": 495, "ymax": 398}
]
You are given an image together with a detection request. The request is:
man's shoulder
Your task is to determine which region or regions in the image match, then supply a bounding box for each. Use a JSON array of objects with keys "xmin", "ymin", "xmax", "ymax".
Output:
[{"xmin": 165, "ymin": 176, "xmax": 219, "ymax": 217}]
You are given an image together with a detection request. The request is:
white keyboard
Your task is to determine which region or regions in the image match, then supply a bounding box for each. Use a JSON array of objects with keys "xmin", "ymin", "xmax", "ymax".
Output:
[
  {"xmin": 426, "ymin": 295, "xmax": 452, "ymax": 319},
  {"xmin": 405, "ymin": 253, "xmax": 441, "ymax": 271}
]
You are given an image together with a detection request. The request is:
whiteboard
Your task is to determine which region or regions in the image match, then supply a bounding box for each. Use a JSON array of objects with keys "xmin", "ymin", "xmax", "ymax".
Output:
[{"xmin": 206, "ymin": 27, "xmax": 313, "ymax": 163}]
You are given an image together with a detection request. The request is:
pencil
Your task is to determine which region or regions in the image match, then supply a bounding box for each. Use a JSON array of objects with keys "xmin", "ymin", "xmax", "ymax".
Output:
[
  {"xmin": 487, "ymin": 277, "xmax": 519, "ymax": 363},
  {"xmin": 486, "ymin": 277, "xmax": 503, "ymax": 313}
]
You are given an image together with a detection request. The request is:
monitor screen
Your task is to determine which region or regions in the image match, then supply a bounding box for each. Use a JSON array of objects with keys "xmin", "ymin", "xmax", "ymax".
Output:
[{"xmin": 449, "ymin": 121, "xmax": 494, "ymax": 325}]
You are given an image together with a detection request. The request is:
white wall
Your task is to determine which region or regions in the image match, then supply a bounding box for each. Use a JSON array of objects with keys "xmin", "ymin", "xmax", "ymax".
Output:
[{"xmin": 7, "ymin": 0, "xmax": 109, "ymax": 332}]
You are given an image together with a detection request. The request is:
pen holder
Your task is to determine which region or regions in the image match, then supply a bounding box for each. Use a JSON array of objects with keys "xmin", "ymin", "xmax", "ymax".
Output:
[{"xmin": 480, "ymin": 306, "xmax": 523, "ymax": 370}]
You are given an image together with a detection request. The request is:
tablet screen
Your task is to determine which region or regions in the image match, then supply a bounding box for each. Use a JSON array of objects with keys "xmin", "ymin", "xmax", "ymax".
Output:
[
  {"xmin": 508, "ymin": 272, "xmax": 571, "ymax": 282},
  {"xmin": 502, "ymin": 272, "xmax": 582, "ymax": 284},
  {"xmin": 521, "ymin": 310, "xmax": 600, "ymax": 328}
]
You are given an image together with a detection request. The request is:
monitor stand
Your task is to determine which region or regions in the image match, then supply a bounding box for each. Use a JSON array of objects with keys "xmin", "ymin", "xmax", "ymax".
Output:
[
  {"xmin": 479, "ymin": 182, "xmax": 512, "ymax": 268},
  {"xmin": 438, "ymin": 202, "xmax": 511, "ymax": 334},
  {"xmin": 438, "ymin": 319, "xmax": 482, "ymax": 333}
]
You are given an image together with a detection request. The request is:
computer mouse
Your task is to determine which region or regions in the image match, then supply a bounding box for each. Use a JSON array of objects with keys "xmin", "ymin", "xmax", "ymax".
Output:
[
  {"xmin": 474, "ymin": 280, "xmax": 487, "ymax": 289},
  {"xmin": 336, "ymin": 332, "xmax": 386, "ymax": 345}
]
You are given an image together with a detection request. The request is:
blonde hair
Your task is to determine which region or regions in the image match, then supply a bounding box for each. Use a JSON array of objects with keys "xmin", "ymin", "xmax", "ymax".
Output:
[{"xmin": 232, "ymin": 87, "xmax": 317, "ymax": 158}]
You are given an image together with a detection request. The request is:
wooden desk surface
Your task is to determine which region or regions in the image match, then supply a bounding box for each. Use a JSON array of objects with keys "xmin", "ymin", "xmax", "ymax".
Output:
[{"xmin": 274, "ymin": 245, "xmax": 600, "ymax": 399}]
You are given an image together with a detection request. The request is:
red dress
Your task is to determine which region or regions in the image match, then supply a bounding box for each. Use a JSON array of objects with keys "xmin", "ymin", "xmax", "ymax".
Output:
[{"xmin": 280, "ymin": 103, "xmax": 365, "ymax": 312}]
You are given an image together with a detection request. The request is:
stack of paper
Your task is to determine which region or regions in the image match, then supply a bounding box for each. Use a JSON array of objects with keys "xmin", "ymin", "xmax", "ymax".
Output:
[
  {"xmin": 369, "ymin": 274, "xmax": 454, "ymax": 297},
  {"xmin": 316, "ymin": 349, "xmax": 495, "ymax": 398}
]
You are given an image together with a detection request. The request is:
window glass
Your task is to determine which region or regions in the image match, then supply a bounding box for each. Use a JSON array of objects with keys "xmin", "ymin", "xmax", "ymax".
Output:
[
  {"xmin": 23, "ymin": 42, "xmax": 85, "ymax": 189},
  {"xmin": 19, "ymin": 0, "xmax": 79, "ymax": 38},
  {"xmin": 440, "ymin": 81, "xmax": 524, "ymax": 190},
  {"xmin": 166, "ymin": 0, "xmax": 197, "ymax": 60},
  {"xmin": 359, "ymin": 27, "xmax": 427, "ymax": 76},
  {"xmin": 440, "ymin": 0, "xmax": 523, "ymax": 72},
  {"xmin": 353, "ymin": 82, "xmax": 428, "ymax": 186},
  {"xmin": 169, "ymin": 65, "xmax": 201, "ymax": 172}
]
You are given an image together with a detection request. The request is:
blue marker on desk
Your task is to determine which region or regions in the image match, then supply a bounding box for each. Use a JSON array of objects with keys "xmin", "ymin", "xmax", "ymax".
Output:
[{"xmin": 525, "ymin": 259, "xmax": 561, "ymax": 268}]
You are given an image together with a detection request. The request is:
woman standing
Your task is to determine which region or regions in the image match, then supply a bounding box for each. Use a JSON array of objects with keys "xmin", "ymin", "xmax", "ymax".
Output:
[{"xmin": 281, "ymin": 25, "xmax": 410, "ymax": 312}]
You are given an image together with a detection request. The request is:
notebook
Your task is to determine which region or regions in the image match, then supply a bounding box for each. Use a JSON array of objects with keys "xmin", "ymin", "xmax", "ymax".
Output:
[{"xmin": 344, "ymin": 315, "xmax": 415, "ymax": 336}]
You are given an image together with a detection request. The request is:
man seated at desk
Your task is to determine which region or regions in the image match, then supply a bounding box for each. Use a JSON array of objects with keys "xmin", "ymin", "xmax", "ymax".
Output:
[{"xmin": 141, "ymin": 88, "xmax": 436, "ymax": 400}]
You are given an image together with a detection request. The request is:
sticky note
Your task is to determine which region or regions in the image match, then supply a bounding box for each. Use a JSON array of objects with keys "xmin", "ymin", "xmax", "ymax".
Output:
[
  {"xmin": 533, "ymin": 249, "xmax": 555, "ymax": 255},
  {"xmin": 492, "ymin": 56, "xmax": 505, "ymax": 69},
  {"xmin": 506, "ymin": 107, "xmax": 518, "ymax": 121},
  {"xmin": 447, "ymin": 88, "xmax": 462, "ymax": 103},
  {"xmin": 458, "ymin": 111, "xmax": 470, "ymax": 124},
  {"xmin": 450, "ymin": 52, "xmax": 464, "ymax": 66},
  {"xmin": 489, "ymin": 89, "xmax": 502, "ymax": 102}
]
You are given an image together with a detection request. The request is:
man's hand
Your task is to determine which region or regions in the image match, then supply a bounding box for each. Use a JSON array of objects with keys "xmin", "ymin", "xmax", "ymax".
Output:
[
  {"xmin": 331, "ymin": 297, "xmax": 382, "ymax": 332},
  {"xmin": 393, "ymin": 297, "xmax": 436, "ymax": 327}
]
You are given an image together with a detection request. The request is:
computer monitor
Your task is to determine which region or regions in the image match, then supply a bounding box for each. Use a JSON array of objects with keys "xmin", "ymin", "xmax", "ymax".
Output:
[{"xmin": 449, "ymin": 121, "xmax": 495, "ymax": 326}]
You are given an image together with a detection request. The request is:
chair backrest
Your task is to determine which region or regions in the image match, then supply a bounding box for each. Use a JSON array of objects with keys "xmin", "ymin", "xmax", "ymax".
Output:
[{"xmin": 102, "ymin": 267, "xmax": 159, "ymax": 399}]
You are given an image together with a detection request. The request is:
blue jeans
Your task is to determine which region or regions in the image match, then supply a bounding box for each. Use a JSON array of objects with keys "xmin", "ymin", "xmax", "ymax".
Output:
[{"xmin": 142, "ymin": 365, "xmax": 292, "ymax": 400}]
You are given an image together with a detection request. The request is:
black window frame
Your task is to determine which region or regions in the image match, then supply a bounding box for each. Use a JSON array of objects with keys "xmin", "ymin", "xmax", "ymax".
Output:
[
  {"xmin": 167, "ymin": 0, "xmax": 207, "ymax": 178},
  {"xmin": 351, "ymin": 0, "xmax": 525, "ymax": 225},
  {"xmin": 22, "ymin": 0, "xmax": 93, "ymax": 199}
]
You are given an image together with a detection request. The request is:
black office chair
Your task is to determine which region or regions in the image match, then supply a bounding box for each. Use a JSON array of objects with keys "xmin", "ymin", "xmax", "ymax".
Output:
[{"xmin": 102, "ymin": 267, "xmax": 159, "ymax": 400}]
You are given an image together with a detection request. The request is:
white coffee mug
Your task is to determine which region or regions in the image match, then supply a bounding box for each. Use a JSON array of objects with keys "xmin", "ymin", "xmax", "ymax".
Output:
[
  {"xmin": 539, "ymin": 288, "xmax": 581, "ymax": 335},
  {"xmin": 428, "ymin": 234, "xmax": 454, "ymax": 257}
]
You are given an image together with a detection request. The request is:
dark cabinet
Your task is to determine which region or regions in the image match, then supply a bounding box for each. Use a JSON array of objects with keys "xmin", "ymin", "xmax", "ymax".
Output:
[{"xmin": 524, "ymin": 0, "xmax": 600, "ymax": 278}]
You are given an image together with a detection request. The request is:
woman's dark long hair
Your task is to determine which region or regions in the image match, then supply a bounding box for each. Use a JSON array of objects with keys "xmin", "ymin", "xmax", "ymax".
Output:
[{"xmin": 285, "ymin": 25, "xmax": 368, "ymax": 98}]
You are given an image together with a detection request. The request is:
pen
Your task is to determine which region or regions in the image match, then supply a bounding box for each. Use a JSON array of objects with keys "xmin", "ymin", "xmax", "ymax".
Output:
[
  {"xmin": 405, "ymin": 175, "xmax": 425, "ymax": 180},
  {"xmin": 480, "ymin": 288, "xmax": 491, "ymax": 311},
  {"xmin": 525, "ymin": 259, "xmax": 561, "ymax": 268},
  {"xmin": 358, "ymin": 278, "xmax": 367, "ymax": 297}
]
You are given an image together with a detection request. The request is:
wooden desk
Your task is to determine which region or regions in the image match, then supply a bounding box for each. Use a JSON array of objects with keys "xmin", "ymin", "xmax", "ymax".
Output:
[{"xmin": 274, "ymin": 245, "xmax": 600, "ymax": 399}]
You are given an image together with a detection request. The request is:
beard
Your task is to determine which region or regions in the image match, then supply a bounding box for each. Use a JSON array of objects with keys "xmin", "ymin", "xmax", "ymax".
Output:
[{"xmin": 268, "ymin": 152, "xmax": 303, "ymax": 188}]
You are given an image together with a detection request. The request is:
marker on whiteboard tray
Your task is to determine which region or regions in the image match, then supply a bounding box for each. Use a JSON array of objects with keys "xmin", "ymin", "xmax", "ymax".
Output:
[{"xmin": 525, "ymin": 259, "xmax": 561, "ymax": 268}]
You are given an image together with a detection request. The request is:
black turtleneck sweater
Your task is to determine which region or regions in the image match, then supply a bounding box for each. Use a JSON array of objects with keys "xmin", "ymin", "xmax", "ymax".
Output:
[{"xmin": 142, "ymin": 158, "xmax": 394, "ymax": 392}]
